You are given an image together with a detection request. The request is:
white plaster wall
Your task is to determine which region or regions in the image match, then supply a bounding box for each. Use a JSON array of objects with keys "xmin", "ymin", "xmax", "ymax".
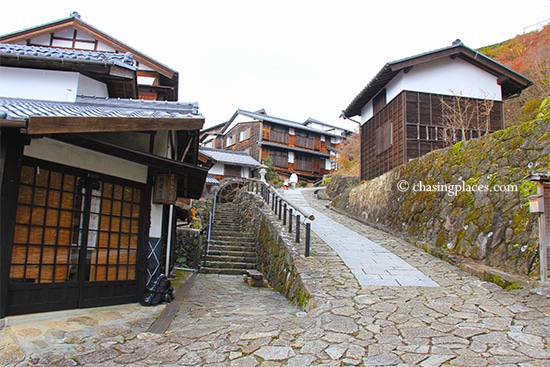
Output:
[
  {"xmin": 24, "ymin": 138, "xmax": 148, "ymax": 183},
  {"xmin": 386, "ymin": 58, "xmax": 502, "ymax": 102},
  {"xmin": 209, "ymin": 163, "xmax": 225, "ymax": 175},
  {"xmin": 360, "ymin": 100, "xmax": 374, "ymax": 123},
  {"xmin": 0, "ymin": 66, "xmax": 79, "ymax": 101},
  {"xmin": 149, "ymin": 203, "xmax": 163, "ymax": 237},
  {"xmin": 360, "ymin": 58, "xmax": 502, "ymax": 124},
  {"xmin": 152, "ymin": 131, "xmax": 171, "ymax": 157},
  {"xmin": 77, "ymin": 74, "xmax": 109, "ymax": 97},
  {"xmin": 0, "ymin": 67, "xmax": 109, "ymax": 101}
]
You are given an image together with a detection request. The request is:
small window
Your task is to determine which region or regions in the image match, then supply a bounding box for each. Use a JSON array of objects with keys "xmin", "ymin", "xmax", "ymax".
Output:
[
  {"xmin": 226, "ymin": 136, "xmax": 234, "ymax": 147},
  {"xmin": 375, "ymin": 121, "xmax": 392, "ymax": 155},
  {"xmin": 239, "ymin": 129, "xmax": 251, "ymax": 142},
  {"xmin": 224, "ymin": 165, "xmax": 241, "ymax": 177},
  {"xmin": 373, "ymin": 89, "xmax": 387, "ymax": 114}
]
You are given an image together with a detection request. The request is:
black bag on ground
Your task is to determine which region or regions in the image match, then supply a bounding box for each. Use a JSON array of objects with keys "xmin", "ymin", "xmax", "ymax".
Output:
[{"xmin": 142, "ymin": 273, "xmax": 174, "ymax": 306}]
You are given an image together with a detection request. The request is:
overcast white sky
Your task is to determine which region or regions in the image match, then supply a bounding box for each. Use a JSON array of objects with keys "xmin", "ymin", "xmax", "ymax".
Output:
[{"xmin": 1, "ymin": 0, "xmax": 549, "ymax": 130}]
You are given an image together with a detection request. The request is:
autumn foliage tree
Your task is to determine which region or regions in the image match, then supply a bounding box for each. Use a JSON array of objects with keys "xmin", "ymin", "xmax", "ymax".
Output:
[
  {"xmin": 479, "ymin": 23, "xmax": 550, "ymax": 126},
  {"xmin": 336, "ymin": 132, "xmax": 360, "ymax": 176},
  {"xmin": 439, "ymin": 91, "xmax": 495, "ymax": 146}
]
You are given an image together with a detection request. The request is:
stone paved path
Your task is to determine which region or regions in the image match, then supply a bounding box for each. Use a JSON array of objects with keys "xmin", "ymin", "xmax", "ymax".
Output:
[
  {"xmin": 1, "ymin": 188, "xmax": 549, "ymax": 366},
  {"xmin": 281, "ymin": 189, "xmax": 438, "ymax": 287}
]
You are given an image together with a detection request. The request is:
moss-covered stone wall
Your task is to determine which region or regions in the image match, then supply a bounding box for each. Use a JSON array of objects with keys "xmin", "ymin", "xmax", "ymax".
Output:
[
  {"xmin": 234, "ymin": 191, "xmax": 313, "ymax": 309},
  {"xmin": 331, "ymin": 98, "xmax": 550, "ymax": 281}
]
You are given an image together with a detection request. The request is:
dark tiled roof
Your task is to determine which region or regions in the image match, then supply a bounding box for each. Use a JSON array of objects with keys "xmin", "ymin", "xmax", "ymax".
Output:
[
  {"xmin": 0, "ymin": 96, "xmax": 201, "ymax": 121},
  {"xmin": 259, "ymin": 141, "xmax": 330, "ymax": 158},
  {"xmin": 206, "ymin": 174, "xmax": 219, "ymax": 184},
  {"xmin": 0, "ymin": 43, "xmax": 136, "ymax": 70},
  {"xmin": 230, "ymin": 109, "xmax": 343, "ymax": 137},
  {"xmin": 342, "ymin": 42, "xmax": 533, "ymax": 118},
  {"xmin": 199, "ymin": 147, "xmax": 261, "ymax": 167}
]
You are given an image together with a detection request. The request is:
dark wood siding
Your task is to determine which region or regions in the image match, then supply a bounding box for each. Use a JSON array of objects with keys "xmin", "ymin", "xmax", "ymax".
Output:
[
  {"xmin": 404, "ymin": 91, "xmax": 503, "ymax": 161},
  {"xmin": 360, "ymin": 90, "xmax": 504, "ymax": 181},
  {"xmin": 224, "ymin": 122, "xmax": 262, "ymax": 162},
  {"xmin": 6, "ymin": 159, "xmax": 147, "ymax": 316},
  {"xmin": 360, "ymin": 93, "xmax": 405, "ymax": 181}
]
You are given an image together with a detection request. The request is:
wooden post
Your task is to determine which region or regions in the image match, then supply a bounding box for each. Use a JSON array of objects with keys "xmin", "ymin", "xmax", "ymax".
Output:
[
  {"xmin": 537, "ymin": 182, "xmax": 548, "ymax": 282},
  {"xmin": 296, "ymin": 214, "xmax": 301, "ymax": 243},
  {"xmin": 305, "ymin": 223, "xmax": 311, "ymax": 257},
  {"xmin": 289, "ymin": 208, "xmax": 293, "ymax": 234}
]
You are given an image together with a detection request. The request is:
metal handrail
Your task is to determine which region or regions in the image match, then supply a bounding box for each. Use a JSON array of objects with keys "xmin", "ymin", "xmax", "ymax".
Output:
[
  {"xmin": 244, "ymin": 179, "xmax": 314, "ymax": 257},
  {"xmin": 200, "ymin": 190, "xmax": 217, "ymax": 271}
]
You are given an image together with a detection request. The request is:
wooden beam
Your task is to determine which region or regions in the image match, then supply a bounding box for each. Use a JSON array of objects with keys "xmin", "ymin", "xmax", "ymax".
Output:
[
  {"xmin": 109, "ymin": 65, "xmax": 136, "ymax": 79},
  {"xmin": 27, "ymin": 116, "xmax": 204, "ymax": 135},
  {"xmin": 53, "ymin": 134, "xmax": 208, "ymax": 174}
]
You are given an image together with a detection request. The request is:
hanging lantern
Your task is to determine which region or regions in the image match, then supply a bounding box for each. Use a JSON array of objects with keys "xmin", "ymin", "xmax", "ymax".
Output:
[{"xmin": 528, "ymin": 193, "xmax": 544, "ymax": 213}]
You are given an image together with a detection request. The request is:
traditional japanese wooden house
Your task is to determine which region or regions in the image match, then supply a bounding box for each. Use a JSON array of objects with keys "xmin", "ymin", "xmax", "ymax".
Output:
[
  {"xmin": 0, "ymin": 14, "xmax": 209, "ymax": 317},
  {"xmin": 341, "ymin": 41, "xmax": 532, "ymax": 181},
  {"xmin": 201, "ymin": 109, "xmax": 352, "ymax": 183}
]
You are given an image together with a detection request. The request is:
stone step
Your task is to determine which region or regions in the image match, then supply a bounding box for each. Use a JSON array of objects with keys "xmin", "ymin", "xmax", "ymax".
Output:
[
  {"xmin": 205, "ymin": 254, "xmax": 257, "ymax": 263},
  {"xmin": 211, "ymin": 229, "xmax": 248, "ymax": 236},
  {"xmin": 203, "ymin": 260, "xmax": 257, "ymax": 269},
  {"xmin": 201, "ymin": 267, "xmax": 254, "ymax": 275},
  {"xmin": 209, "ymin": 237, "xmax": 254, "ymax": 245},
  {"xmin": 208, "ymin": 243, "xmax": 256, "ymax": 253},
  {"xmin": 207, "ymin": 247, "xmax": 256, "ymax": 256},
  {"xmin": 201, "ymin": 202, "xmax": 257, "ymax": 275},
  {"xmin": 212, "ymin": 220, "xmax": 240, "ymax": 226}
]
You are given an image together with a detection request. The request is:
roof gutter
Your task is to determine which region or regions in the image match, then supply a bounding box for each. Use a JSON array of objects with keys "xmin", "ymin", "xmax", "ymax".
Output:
[
  {"xmin": 339, "ymin": 111, "xmax": 362, "ymax": 125},
  {"xmin": 0, "ymin": 119, "xmax": 27, "ymax": 128},
  {"xmin": 0, "ymin": 52, "xmax": 137, "ymax": 71}
]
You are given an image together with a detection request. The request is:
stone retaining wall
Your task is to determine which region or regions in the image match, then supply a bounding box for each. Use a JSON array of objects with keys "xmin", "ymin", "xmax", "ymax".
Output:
[
  {"xmin": 331, "ymin": 98, "xmax": 550, "ymax": 285},
  {"xmin": 234, "ymin": 191, "xmax": 314, "ymax": 310}
]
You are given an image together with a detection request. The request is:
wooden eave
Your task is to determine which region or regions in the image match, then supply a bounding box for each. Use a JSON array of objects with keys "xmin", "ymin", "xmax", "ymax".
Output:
[
  {"xmin": 0, "ymin": 17, "xmax": 176, "ymax": 80},
  {"xmin": 527, "ymin": 172, "xmax": 550, "ymax": 182},
  {"xmin": 388, "ymin": 46, "xmax": 532, "ymax": 98},
  {"xmin": 0, "ymin": 52, "xmax": 134, "ymax": 77},
  {"xmin": 52, "ymin": 133, "xmax": 208, "ymax": 199},
  {"xmin": 0, "ymin": 56, "xmax": 137, "ymax": 98},
  {"xmin": 26, "ymin": 116, "xmax": 204, "ymax": 135},
  {"xmin": 343, "ymin": 45, "xmax": 533, "ymax": 118}
]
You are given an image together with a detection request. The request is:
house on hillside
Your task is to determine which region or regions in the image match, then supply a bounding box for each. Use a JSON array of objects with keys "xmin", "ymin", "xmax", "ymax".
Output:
[
  {"xmin": 201, "ymin": 109, "xmax": 352, "ymax": 183},
  {"xmin": 341, "ymin": 40, "xmax": 532, "ymax": 181},
  {"xmin": 0, "ymin": 13, "xmax": 210, "ymax": 317}
]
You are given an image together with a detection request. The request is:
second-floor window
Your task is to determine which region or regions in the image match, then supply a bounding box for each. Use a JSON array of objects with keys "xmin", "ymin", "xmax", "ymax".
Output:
[
  {"xmin": 226, "ymin": 135, "xmax": 234, "ymax": 147},
  {"xmin": 270, "ymin": 151, "xmax": 288, "ymax": 168},
  {"xmin": 270, "ymin": 126, "xmax": 289, "ymax": 144},
  {"xmin": 295, "ymin": 131, "xmax": 314, "ymax": 149},
  {"xmin": 294, "ymin": 154, "xmax": 313, "ymax": 172},
  {"xmin": 239, "ymin": 128, "xmax": 251, "ymax": 142}
]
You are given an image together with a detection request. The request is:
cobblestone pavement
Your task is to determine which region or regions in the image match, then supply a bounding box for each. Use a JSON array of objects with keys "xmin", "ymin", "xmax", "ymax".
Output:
[{"xmin": 1, "ymin": 188, "xmax": 549, "ymax": 366}]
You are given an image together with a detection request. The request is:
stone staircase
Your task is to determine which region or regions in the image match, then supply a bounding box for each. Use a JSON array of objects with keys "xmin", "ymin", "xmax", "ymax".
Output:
[{"xmin": 201, "ymin": 202, "xmax": 258, "ymax": 275}]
